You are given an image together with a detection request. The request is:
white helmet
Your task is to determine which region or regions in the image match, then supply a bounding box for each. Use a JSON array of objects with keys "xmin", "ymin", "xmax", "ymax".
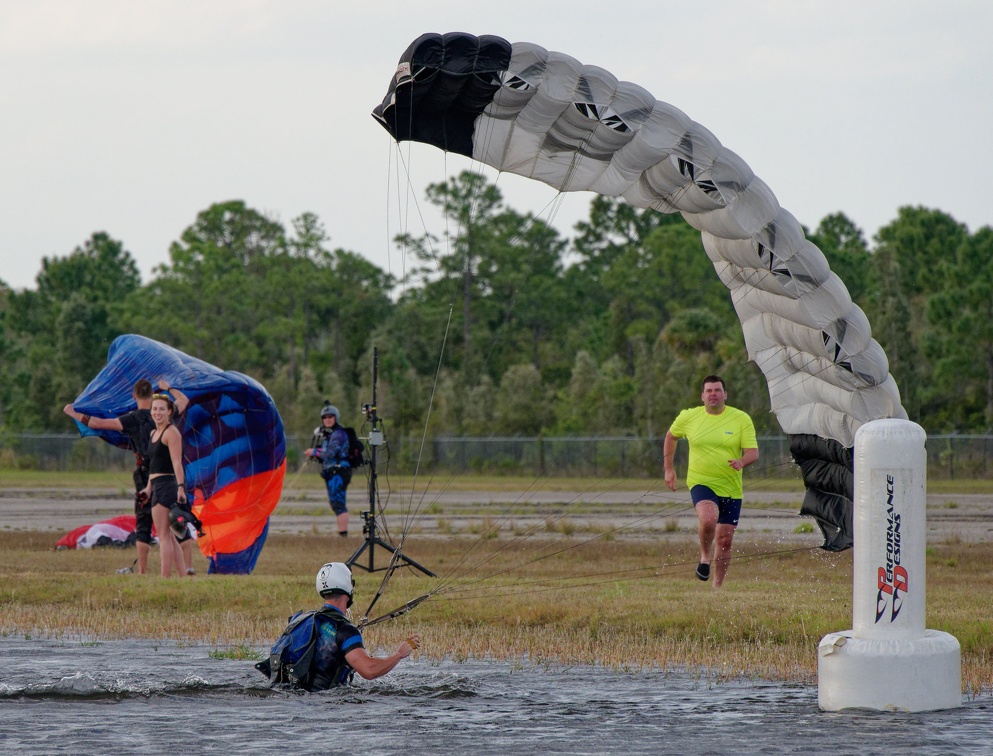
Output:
[{"xmin": 316, "ymin": 562, "xmax": 354, "ymax": 606}]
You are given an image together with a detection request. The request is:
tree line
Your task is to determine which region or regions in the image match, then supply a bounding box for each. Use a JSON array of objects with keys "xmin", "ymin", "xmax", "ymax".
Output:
[{"xmin": 1, "ymin": 171, "xmax": 990, "ymax": 443}]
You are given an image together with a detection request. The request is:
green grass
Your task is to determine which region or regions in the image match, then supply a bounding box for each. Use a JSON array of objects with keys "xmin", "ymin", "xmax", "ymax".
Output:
[
  {"xmin": 1, "ymin": 529, "xmax": 991, "ymax": 695},
  {"xmin": 208, "ymin": 644, "xmax": 265, "ymax": 661}
]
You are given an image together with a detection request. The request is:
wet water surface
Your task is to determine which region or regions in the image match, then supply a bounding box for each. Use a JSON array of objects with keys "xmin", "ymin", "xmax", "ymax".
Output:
[{"xmin": 1, "ymin": 637, "xmax": 989, "ymax": 755}]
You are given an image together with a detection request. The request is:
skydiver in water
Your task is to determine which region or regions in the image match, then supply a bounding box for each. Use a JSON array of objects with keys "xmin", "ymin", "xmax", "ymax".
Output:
[
  {"xmin": 305, "ymin": 403, "xmax": 352, "ymax": 537},
  {"xmin": 662, "ymin": 375, "xmax": 759, "ymax": 588},
  {"xmin": 65, "ymin": 379, "xmax": 158, "ymax": 574},
  {"xmin": 141, "ymin": 393, "xmax": 190, "ymax": 578},
  {"xmin": 257, "ymin": 562, "xmax": 420, "ymax": 690}
]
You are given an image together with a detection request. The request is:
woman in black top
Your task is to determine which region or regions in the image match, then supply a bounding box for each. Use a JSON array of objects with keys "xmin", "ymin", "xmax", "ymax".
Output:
[{"xmin": 140, "ymin": 394, "xmax": 188, "ymax": 578}]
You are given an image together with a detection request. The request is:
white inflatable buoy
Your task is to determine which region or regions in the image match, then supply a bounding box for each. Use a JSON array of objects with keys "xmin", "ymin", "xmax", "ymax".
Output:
[{"xmin": 818, "ymin": 419, "xmax": 961, "ymax": 711}]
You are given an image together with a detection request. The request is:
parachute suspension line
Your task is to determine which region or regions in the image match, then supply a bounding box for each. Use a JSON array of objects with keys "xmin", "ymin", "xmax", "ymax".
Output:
[
  {"xmin": 406, "ymin": 477, "xmax": 694, "ymax": 602},
  {"xmin": 432, "ymin": 544, "xmax": 824, "ymax": 604},
  {"xmin": 368, "ymin": 132, "xmax": 473, "ymax": 608},
  {"xmin": 363, "ymin": 474, "xmax": 687, "ymax": 626},
  {"xmin": 368, "ymin": 104, "xmax": 472, "ymax": 603},
  {"xmin": 400, "ymin": 311, "xmax": 454, "ymax": 540},
  {"xmin": 392, "ymin": 146, "xmax": 499, "ymax": 541},
  {"xmin": 364, "ymin": 514, "xmax": 825, "ymax": 621},
  {"xmin": 395, "ymin": 440, "xmax": 815, "ymax": 606},
  {"xmin": 360, "ymin": 426, "xmax": 810, "ymax": 623},
  {"xmin": 407, "ymin": 477, "xmax": 566, "ymax": 596},
  {"xmin": 361, "ymin": 468, "xmax": 824, "ymax": 624}
]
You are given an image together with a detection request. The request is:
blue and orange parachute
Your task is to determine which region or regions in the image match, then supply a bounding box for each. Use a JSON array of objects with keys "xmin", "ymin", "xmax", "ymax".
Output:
[{"xmin": 69, "ymin": 334, "xmax": 286, "ymax": 573}]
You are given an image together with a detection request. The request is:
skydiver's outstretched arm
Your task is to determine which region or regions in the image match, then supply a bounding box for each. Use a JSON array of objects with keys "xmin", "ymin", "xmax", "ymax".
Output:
[
  {"xmin": 344, "ymin": 634, "xmax": 420, "ymax": 680},
  {"xmin": 63, "ymin": 404, "xmax": 124, "ymax": 432}
]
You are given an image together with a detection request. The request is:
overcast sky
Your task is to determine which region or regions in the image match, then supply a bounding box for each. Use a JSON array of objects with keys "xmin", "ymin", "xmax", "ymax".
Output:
[{"xmin": 2, "ymin": 1, "xmax": 990, "ymax": 292}]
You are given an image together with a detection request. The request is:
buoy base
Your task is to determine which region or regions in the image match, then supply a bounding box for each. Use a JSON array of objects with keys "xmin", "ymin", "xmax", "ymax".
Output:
[{"xmin": 818, "ymin": 630, "xmax": 961, "ymax": 711}]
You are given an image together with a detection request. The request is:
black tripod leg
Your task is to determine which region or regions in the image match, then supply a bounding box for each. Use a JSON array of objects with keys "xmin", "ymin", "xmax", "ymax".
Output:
[
  {"xmin": 387, "ymin": 545, "xmax": 437, "ymax": 577},
  {"xmin": 345, "ymin": 539, "xmax": 370, "ymax": 568}
]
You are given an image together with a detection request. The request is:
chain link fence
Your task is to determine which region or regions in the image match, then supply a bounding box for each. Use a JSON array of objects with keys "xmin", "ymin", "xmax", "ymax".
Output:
[{"xmin": 3, "ymin": 432, "xmax": 992, "ymax": 481}]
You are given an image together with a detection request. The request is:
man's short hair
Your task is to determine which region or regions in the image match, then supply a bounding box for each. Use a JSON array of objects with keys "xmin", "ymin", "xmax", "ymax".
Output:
[
  {"xmin": 133, "ymin": 379, "xmax": 153, "ymax": 400},
  {"xmin": 701, "ymin": 374, "xmax": 726, "ymax": 392}
]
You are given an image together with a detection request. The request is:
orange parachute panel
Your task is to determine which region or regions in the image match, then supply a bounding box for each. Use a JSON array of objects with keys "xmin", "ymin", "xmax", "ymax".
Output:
[{"xmin": 193, "ymin": 460, "xmax": 286, "ymax": 558}]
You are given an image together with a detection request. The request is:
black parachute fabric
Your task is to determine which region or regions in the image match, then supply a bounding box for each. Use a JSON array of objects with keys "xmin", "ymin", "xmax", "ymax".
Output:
[{"xmin": 373, "ymin": 32, "xmax": 910, "ymax": 551}]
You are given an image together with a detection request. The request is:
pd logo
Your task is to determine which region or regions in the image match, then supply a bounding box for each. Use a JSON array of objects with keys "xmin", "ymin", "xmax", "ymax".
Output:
[
  {"xmin": 876, "ymin": 564, "xmax": 908, "ymax": 622},
  {"xmin": 875, "ymin": 474, "xmax": 908, "ymax": 623}
]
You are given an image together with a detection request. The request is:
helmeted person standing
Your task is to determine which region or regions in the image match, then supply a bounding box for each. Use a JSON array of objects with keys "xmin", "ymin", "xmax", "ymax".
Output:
[
  {"xmin": 663, "ymin": 375, "xmax": 758, "ymax": 588},
  {"xmin": 305, "ymin": 403, "xmax": 352, "ymax": 536},
  {"xmin": 257, "ymin": 562, "xmax": 420, "ymax": 690}
]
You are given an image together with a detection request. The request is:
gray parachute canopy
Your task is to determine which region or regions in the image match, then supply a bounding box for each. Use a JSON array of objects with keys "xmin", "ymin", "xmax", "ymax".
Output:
[{"xmin": 372, "ymin": 32, "xmax": 908, "ymax": 551}]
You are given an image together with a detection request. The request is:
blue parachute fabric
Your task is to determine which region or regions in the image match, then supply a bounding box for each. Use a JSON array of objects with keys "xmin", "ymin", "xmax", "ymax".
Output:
[{"xmin": 70, "ymin": 334, "xmax": 286, "ymax": 573}]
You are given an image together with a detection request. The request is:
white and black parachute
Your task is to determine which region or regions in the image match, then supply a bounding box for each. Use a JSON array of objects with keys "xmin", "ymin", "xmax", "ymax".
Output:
[{"xmin": 372, "ymin": 32, "xmax": 908, "ymax": 551}]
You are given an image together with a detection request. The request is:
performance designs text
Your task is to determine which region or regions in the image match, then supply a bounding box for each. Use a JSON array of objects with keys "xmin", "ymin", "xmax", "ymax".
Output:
[{"xmin": 875, "ymin": 474, "xmax": 908, "ymax": 623}]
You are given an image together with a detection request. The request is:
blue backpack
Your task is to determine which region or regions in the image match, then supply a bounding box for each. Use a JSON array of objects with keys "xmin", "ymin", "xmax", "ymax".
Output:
[{"xmin": 255, "ymin": 608, "xmax": 350, "ymax": 690}]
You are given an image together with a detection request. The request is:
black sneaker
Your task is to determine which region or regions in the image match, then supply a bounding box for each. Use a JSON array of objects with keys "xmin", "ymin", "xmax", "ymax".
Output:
[{"xmin": 695, "ymin": 563, "xmax": 711, "ymax": 581}]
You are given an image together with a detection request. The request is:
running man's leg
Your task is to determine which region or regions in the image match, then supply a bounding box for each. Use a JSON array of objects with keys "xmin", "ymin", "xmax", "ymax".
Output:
[
  {"xmin": 713, "ymin": 523, "xmax": 737, "ymax": 588},
  {"xmin": 695, "ymin": 500, "xmax": 718, "ymax": 565},
  {"xmin": 712, "ymin": 496, "xmax": 742, "ymax": 588},
  {"xmin": 690, "ymin": 485, "xmax": 721, "ymax": 566}
]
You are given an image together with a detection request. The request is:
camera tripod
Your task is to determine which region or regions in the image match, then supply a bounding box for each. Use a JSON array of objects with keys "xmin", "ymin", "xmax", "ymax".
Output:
[{"xmin": 346, "ymin": 348, "xmax": 435, "ymax": 577}]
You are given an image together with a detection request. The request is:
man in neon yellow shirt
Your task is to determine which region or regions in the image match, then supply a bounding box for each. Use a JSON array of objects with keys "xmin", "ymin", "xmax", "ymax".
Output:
[{"xmin": 663, "ymin": 375, "xmax": 758, "ymax": 588}]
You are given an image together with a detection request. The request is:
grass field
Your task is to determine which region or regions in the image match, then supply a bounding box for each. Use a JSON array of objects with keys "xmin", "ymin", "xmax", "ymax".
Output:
[{"xmin": 1, "ymin": 525, "xmax": 990, "ymax": 697}]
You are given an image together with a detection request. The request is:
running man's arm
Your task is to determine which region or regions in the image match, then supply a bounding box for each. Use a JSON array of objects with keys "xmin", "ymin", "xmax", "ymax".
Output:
[
  {"xmin": 729, "ymin": 447, "xmax": 759, "ymax": 471},
  {"xmin": 662, "ymin": 430, "xmax": 680, "ymax": 491}
]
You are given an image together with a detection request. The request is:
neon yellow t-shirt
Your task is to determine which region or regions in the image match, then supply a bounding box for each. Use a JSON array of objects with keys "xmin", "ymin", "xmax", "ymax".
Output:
[{"xmin": 668, "ymin": 405, "xmax": 758, "ymax": 498}]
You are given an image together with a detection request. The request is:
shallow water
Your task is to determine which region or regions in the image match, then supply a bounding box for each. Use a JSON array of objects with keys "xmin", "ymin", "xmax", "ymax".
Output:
[{"xmin": 0, "ymin": 637, "xmax": 989, "ymax": 755}]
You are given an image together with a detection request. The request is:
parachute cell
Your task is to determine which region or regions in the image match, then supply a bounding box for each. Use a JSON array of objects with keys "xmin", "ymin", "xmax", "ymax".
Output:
[
  {"xmin": 69, "ymin": 335, "xmax": 286, "ymax": 572},
  {"xmin": 373, "ymin": 32, "xmax": 909, "ymax": 551}
]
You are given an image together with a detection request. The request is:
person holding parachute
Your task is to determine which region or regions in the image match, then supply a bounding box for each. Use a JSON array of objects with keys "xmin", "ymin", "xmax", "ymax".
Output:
[
  {"xmin": 139, "ymin": 391, "xmax": 190, "ymax": 578},
  {"xmin": 64, "ymin": 378, "xmax": 158, "ymax": 574},
  {"xmin": 66, "ymin": 334, "xmax": 286, "ymax": 574}
]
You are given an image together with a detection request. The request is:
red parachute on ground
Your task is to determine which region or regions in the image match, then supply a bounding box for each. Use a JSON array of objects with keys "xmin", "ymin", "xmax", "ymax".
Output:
[{"xmin": 55, "ymin": 515, "xmax": 155, "ymax": 550}]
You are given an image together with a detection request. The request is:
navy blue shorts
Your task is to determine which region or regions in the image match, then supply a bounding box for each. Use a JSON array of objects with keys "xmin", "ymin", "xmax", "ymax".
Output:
[{"xmin": 690, "ymin": 485, "xmax": 742, "ymax": 526}]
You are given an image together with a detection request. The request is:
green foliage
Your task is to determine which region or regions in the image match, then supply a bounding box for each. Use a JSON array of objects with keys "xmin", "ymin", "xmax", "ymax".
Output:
[
  {"xmin": 0, "ymin": 181, "xmax": 987, "ymax": 443},
  {"xmin": 924, "ymin": 226, "xmax": 993, "ymax": 429},
  {"xmin": 494, "ymin": 364, "xmax": 554, "ymax": 435}
]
